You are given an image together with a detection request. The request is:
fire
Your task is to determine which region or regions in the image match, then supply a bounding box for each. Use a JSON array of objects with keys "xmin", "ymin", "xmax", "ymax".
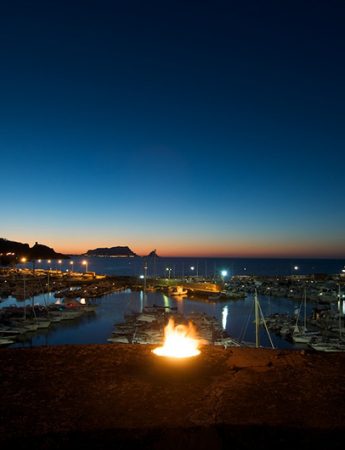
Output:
[{"xmin": 152, "ymin": 318, "xmax": 201, "ymax": 358}]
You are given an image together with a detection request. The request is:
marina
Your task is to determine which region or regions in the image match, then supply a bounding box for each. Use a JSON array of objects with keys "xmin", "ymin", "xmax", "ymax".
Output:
[
  {"xmin": 0, "ymin": 261, "xmax": 344, "ymax": 351},
  {"xmin": 2, "ymin": 3, "xmax": 345, "ymax": 447}
]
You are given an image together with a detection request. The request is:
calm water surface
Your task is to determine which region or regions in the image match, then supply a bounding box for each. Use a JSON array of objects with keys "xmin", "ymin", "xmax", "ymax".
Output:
[
  {"xmin": 2, "ymin": 290, "xmax": 314, "ymax": 349},
  {"xmin": 16, "ymin": 256, "xmax": 345, "ymax": 277}
]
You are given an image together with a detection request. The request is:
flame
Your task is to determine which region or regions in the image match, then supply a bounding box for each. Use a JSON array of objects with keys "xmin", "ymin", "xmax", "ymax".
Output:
[{"xmin": 152, "ymin": 318, "xmax": 201, "ymax": 358}]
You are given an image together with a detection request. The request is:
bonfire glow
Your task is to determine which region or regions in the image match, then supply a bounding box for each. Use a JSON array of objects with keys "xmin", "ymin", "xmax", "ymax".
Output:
[{"xmin": 152, "ymin": 318, "xmax": 201, "ymax": 358}]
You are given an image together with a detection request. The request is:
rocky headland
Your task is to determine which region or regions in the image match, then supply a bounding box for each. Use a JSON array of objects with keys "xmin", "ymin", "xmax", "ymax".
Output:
[
  {"xmin": 85, "ymin": 246, "xmax": 137, "ymax": 257},
  {"xmin": 0, "ymin": 238, "xmax": 68, "ymax": 265}
]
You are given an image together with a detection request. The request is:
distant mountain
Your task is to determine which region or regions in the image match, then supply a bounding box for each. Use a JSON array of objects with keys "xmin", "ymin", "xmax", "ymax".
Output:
[
  {"xmin": 146, "ymin": 249, "xmax": 159, "ymax": 258},
  {"xmin": 0, "ymin": 238, "xmax": 69, "ymax": 265},
  {"xmin": 85, "ymin": 246, "xmax": 137, "ymax": 257},
  {"xmin": 29, "ymin": 242, "xmax": 68, "ymax": 260}
]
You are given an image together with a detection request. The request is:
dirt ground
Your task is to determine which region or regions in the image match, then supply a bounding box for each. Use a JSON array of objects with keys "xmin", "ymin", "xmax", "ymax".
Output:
[{"xmin": 1, "ymin": 344, "xmax": 345, "ymax": 449}]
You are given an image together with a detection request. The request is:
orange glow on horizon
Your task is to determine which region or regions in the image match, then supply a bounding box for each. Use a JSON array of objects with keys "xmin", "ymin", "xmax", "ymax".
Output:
[
  {"xmin": 4, "ymin": 234, "xmax": 345, "ymax": 259},
  {"xmin": 52, "ymin": 242, "xmax": 345, "ymax": 259}
]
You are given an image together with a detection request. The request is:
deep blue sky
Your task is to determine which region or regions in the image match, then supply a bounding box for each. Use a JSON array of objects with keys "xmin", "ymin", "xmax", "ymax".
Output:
[{"xmin": 1, "ymin": 0, "xmax": 344, "ymax": 256}]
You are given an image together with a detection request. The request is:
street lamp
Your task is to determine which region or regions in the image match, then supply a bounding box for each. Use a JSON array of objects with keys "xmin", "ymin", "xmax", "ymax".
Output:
[
  {"xmin": 70, "ymin": 260, "xmax": 74, "ymax": 273},
  {"xmin": 221, "ymin": 270, "xmax": 228, "ymax": 283},
  {"xmin": 144, "ymin": 262, "xmax": 147, "ymax": 290},
  {"xmin": 293, "ymin": 265, "xmax": 299, "ymax": 278},
  {"xmin": 21, "ymin": 259, "xmax": 27, "ymax": 318},
  {"xmin": 82, "ymin": 260, "xmax": 88, "ymax": 273},
  {"xmin": 166, "ymin": 267, "xmax": 172, "ymax": 279},
  {"xmin": 47, "ymin": 260, "xmax": 52, "ymax": 292},
  {"xmin": 58, "ymin": 259, "xmax": 62, "ymax": 272}
]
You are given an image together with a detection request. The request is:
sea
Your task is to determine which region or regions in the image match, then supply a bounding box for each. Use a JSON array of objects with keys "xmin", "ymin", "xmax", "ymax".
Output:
[
  {"xmin": 3, "ymin": 256, "xmax": 344, "ymax": 349},
  {"xmin": 17, "ymin": 256, "xmax": 345, "ymax": 278}
]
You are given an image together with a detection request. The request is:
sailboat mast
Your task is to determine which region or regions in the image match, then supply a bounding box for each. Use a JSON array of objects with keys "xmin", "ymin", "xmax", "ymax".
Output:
[
  {"xmin": 255, "ymin": 289, "xmax": 260, "ymax": 348},
  {"xmin": 339, "ymin": 284, "xmax": 342, "ymax": 340},
  {"xmin": 23, "ymin": 273, "xmax": 26, "ymax": 320},
  {"xmin": 304, "ymin": 286, "xmax": 307, "ymax": 331}
]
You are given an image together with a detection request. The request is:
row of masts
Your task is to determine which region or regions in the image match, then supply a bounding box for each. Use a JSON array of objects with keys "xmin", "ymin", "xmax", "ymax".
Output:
[
  {"xmin": 293, "ymin": 285, "xmax": 343, "ymax": 339},
  {"xmin": 22, "ymin": 271, "xmax": 50, "ymax": 321}
]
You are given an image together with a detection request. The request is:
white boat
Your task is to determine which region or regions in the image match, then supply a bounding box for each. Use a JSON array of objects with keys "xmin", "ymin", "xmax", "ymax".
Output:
[
  {"xmin": 0, "ymin": 337, "xmax": 15, "ymax": 347},
  {"xmin": 292, "ymin": 333, "xmax": 320, "ymax": 344},
  {"xmin": 35, "ymin": 318, "xmax": 51, "ymax": 329},
  {"xmin": 214, "ymin": 337, "xmax": 242, "ymax": 348},
  {"xmin": 222, "ymin": 290, "xmax": 246, "ymax": 299},
  {"xmin": 107, "ymin": 336, "xmax": 130, "ymax": 344},
  {"xmin": 208, "ymin": 294, "xmax": 223, "ymax": 301},
  {"xmin": 136, "ymin": 314, "xmax": 156, "ymax": 323},
  {"xmin": 310, "ymin": 342, "xmax": 345, "ymax": 352},
  {"xmin": 55, "ymin": 310, "xmax": 83, "ymax": 320},
  {"xmin": 49, "ymin": 315, "xmax": 63, "ymax": 323},
  {"xmin": 169, "ymin": 286, "xmax": 188, "ymax": 296},
  {"xmin": 291, "ymin": 287, "xmax": 319, "ymax": 344},
  {"xmin": 11, "ymin": 319, "xmax": 39, "ymax": 332}
]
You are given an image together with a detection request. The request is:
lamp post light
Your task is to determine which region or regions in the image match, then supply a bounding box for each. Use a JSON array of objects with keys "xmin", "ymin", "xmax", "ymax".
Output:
[
  {"xmin": 70, "ymin": 260, "xmax": 74, "ymax": 274},
  {"xmin": 293, "ymin": 265, "xmax": 299, "ymax": 279},
  {"xmin": 144, "ymin": 262, "xmax": 148, "ymax": 291},
  {"xmin": 21, "ymin": 258, "xmax": 27, "ymax": 319},
  {"xmin": 58, "ymin": 259, "xmax": 62, "ymax": 273},
  {"xmin": 20, "ymin": 257, "xmax": 27, "ymax": 277},
  {"xmin": 33, "ymin": 259, "xmax": 41, "ymax": 276},
  {"xmin": 221, "ymin": 270, "xmax": 228, "ymax": 283},
  {"xmin": 82, "ymin": 260, "xmax": 88, "ymax": 273},
  {"xmin": 47, "ymin": 260, "xmax": 52, "ymax": 292},
  {"xmin": 139, "ymin": 275, "xmax": 145, "ymax": 292},
  {"xmin": 190, "ymin": 266, "xmax": 195, "ymax": 278},
  {"xmin": 139, "ymin": 263, "xmax": 148, "ymax": 291},
  {"xmin": 166, "ymin": 267, "xmax": 172, "ymax": 279}
]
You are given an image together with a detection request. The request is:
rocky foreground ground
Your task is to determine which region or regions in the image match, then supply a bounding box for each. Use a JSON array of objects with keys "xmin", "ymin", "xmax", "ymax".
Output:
[{"xmin": 1, "ymin": 344, "xmax": 345, "ymax": 449}]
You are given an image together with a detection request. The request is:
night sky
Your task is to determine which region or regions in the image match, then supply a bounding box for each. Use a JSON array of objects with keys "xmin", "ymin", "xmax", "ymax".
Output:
[{"xmin": 1, "ymin": 0, "xmax": 344, "ymax": 257}]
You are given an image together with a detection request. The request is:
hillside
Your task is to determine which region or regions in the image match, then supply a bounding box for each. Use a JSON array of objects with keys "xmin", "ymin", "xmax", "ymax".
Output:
[{"xmin": 0, "ymin": 238, "xmax": 68, "ymax": 264}]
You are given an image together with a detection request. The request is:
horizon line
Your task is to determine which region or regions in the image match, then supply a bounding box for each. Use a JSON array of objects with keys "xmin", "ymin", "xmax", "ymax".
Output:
[{"xmin": 64, "ymin": 253, "xmax": 345, "ymax": 260}]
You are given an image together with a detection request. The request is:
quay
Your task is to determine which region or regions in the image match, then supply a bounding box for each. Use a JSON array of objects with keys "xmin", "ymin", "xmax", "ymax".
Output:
[
  {"xmin": 0, "ymin": 267, "xmax": 130, "ymax": 300},
  {"xmin": 0, "ymin": 344, "xmax": 344, "ymax": 449}
]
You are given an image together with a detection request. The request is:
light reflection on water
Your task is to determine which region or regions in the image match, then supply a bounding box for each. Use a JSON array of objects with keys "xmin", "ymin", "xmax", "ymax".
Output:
[
  {"xmin": 222, "ymin": 306, "xmax": 228, "ymax": 330},
  {"xmin": 1, "ymin": 290, "xmax": 314, "ymax": 349}
]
